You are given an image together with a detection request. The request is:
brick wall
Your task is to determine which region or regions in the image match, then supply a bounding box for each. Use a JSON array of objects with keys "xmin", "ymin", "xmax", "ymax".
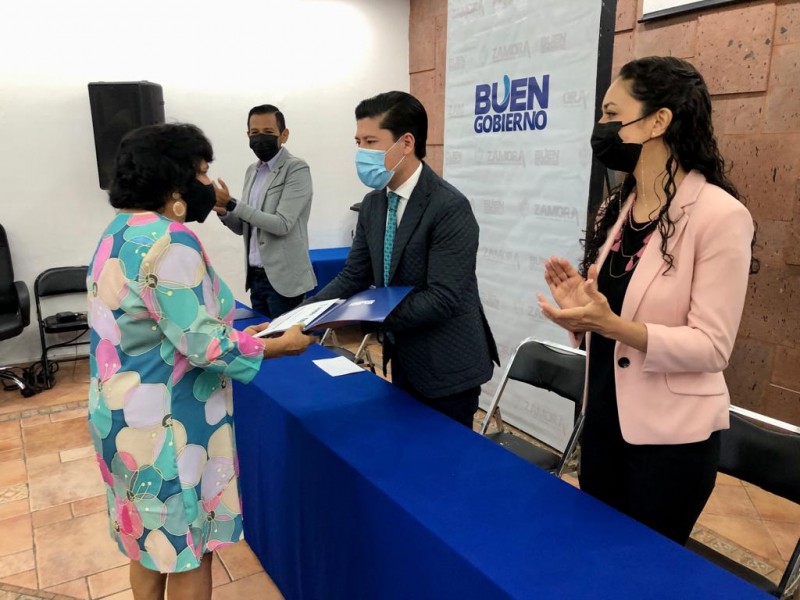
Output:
[
  {"xmin": 410, "ymin": 0, "xmax": 800, "ymax": 424},
  {"xmin": 409, "ymin": 0, "xmax": 448, "ymax": 175}
]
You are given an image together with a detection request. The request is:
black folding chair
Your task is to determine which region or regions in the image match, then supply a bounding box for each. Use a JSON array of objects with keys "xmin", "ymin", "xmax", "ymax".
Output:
[
  {"xmin": 35, "ymin": 266, "xmax": 90, "ymax": 388},
  {"xmin": 319, "ymin": 328, "xmax": 377, "ymax": 374},
  {"xmin": 479, "ymin": 338, "xmax": 585, "ymax": 477},
  {"xmin": 687, "ymin": 406, "xmax": 800, "ymax": 599}
]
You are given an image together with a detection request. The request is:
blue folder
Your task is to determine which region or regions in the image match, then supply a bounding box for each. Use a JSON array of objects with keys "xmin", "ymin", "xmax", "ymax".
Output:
[{"xmin": 304, "ymin": 286, "xmax": 413, "ymax": 331}]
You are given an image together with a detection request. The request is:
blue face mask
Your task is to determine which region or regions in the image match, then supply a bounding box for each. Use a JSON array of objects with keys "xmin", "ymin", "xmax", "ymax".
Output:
[{"xmin": 354, "ymin": 140, "xmax": 405, "ymax": 189}]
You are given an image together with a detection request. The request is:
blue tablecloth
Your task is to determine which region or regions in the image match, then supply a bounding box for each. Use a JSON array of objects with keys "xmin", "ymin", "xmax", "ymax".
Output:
[
  {"xmin": 308, "ymin": 247, "xmax": 349, "ymax": 296},
  {"xmin": 232, "ymin": 339, "xmax": 768, "ymax": 600}
]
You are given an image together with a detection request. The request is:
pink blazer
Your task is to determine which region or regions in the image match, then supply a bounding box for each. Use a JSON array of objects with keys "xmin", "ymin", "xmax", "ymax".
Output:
[{"xmin": 579, "ymin": 170, "xmax": 754, "ymax": 444}]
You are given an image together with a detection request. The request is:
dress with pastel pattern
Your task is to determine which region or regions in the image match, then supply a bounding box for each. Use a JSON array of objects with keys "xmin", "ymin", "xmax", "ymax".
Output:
[{"xmin": 87, "ymin": 212, "xmax": 265, "ymax": 573}]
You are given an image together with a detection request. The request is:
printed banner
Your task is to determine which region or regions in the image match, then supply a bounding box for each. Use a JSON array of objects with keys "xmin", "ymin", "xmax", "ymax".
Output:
[{"xmin": 444, "ymin": 0, "xmax": 602, "ymax": 450}]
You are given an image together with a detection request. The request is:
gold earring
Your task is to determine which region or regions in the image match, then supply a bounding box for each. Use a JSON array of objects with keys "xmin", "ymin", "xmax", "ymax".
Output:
[
  {"xmin": 172, "ymin": 192, "xmax": 181, "ymax": 200},
  {"xmin": 173, "ymin": 201, "xmax": 187, "ymax": 218}
]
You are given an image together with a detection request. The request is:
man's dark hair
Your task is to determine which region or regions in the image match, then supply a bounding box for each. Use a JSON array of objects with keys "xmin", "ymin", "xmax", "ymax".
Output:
[
  {"xmin": 108, "ymin": 123, "xmax": 213, "ymax": 211},
  {"xmin": 247, "ymin": 104, "xmax": 286, "ymax": 132},
  {"xmin": 355, "ymin": 91, "xmax": 427, "ymax": 159}
]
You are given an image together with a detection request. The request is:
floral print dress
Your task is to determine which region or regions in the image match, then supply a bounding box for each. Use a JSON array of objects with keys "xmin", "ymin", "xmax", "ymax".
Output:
[{"xmin": 87, "ymin": 212, "xmax": 265, "ymax": 573}]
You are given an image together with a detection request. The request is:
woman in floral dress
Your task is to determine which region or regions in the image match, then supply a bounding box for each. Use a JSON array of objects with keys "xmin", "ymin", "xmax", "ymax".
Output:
[{"xmin": 87, "ymin": 123, "xmax": 312, "ymax": 599}]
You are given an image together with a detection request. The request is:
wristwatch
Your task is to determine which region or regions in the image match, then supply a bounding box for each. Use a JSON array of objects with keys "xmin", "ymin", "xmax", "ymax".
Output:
[{"xmin": 225, "ymin": 199, "xmax": 237, "ymax": 213}]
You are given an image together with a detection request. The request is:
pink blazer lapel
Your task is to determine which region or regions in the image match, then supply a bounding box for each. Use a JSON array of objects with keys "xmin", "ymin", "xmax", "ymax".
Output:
[{"xmin": 619, "ymin": 170, "xmax": 707, "ymax": 321}]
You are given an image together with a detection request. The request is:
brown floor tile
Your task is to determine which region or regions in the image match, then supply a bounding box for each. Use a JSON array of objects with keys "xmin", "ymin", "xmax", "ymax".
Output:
[
  {"xmin": 211, "ymin": 554, "xmax": 230, "ymax": 588},
  {"xmin": 211, "ymin": 572, "xmax": 283, "ymax": 600},
  {"xmin": 59, "ymin": 446, "xmax": 94, "ymax": 463},
  {"xmin": 0, "ymin": 568, "xmax": 37, "ymax": 589},
  {"xmin": 71, "ymin": 496, "xmax": 106, "ymax": 519},
  {"xmin": 103, "ymin": 590, "xmax": 134, "ymax": 600},
  {"xmin": 31, "ymin": 505, "xmax": 73, "ymax": 529},
  {"xmin": 87, "ymin": 565, "xmax": 129, "ymax": 599},
  {"xmin": 715, "ymin": 472, "xmax": 744, "ymax": 487},
  {"xmin": 0, "ymin": 449, "xmax": 24, "ymax": 464},
  {"xmin": 215, "ymin": 541, "xmax": 264, "ymax": 581},
  {"xmin": 0, "ymin": 550, "xmax": 35, "ymax": 579},
  {"xmin": 0, "ymin": 422, "xmax": 20, "ymax": 442},
  {"xmin": 45, "ymin": 577, "xmax": 90, "ymax": 599},
  {"xmin": 698, "ymin": 514, "xmax": 785, "ymax": 568},
  {"xmin": 25, "ymin": 453, "xmax": 61, "ymax": 478},
  {"xmin": 561, "ymin": 474, "xmax": 579, "ymax": 489},
  {"xmin": 40, "ymin": 384, "xmax": 90, "ymax": 407},
  {"xmin": 704, "ymin": 482, "xmax": 760, "ymax": 519},
  {"xmin": 28, "ymin": 456, "xmax": 104, "ymax": 512},
  {"xmin": 0, "ymin": 515, "xmax": 32, "ymax": 556},
  {"xmin": 747, "ymin": 485, "xmax": 800, "ymax": 522},
  {"xmin": 0, "ymin": 483, "xmax": 28, "ymax": 504},
  {"xmin": 0, "ymin": 500, "xmax": 29, "ymax": 522},
  {"xmin": 0, "ymin": 401, "xmax": 27, "ymax": 418},
  {"xmin": 763, "ymin": 520, "xmax": 800, "ymax": 563},
  {"xmin": 690, "ymin": 523, "xmax": 782, "ymax": 583},
  {"xmin": 50, "ymin": 409, "xmax": 88, "ymax": 424},
  {"xmin": 22, "ymin": 418, "xmax": 92, "ymax": 459},
  {"xmin": 0, "ymin": 438, "xmax": 21, "ymax": 455},
  {"xmin": 0, "ymin": 460, "xmax": 27, "ymax": 488},
  {"xmin": 34, "ymin": 512, "xmax": 127, "ymax": 588},
  {"xmin": 20, "ymin": 416, "xmax": 50, "ymax": 429}
]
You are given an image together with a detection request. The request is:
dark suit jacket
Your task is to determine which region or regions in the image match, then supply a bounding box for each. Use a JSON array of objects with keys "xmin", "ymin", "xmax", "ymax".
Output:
[{"xmin": 309, "ymin": 163, "xmax": 499, "ymax": 398}]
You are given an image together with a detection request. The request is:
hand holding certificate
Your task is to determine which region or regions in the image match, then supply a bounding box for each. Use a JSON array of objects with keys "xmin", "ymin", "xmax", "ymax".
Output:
[
  {"xmin": 254, "ymin": 286, "xmax": 413, "ymax": 338},
  {"xmin": 254, "ymin": 299, "xmax": 343, "ymax": 338}
]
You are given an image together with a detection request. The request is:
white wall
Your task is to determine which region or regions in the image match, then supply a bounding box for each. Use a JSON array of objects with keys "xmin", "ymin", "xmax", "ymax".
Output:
[{"xmin": 0, "ymin": 0, "xmax": 409, "ymax": 365}]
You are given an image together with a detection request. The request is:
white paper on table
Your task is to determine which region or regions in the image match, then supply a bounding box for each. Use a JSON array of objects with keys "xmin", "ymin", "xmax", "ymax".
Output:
[{"xmin": 312, "ymin": 356, "xmax": 366, "ymax": 377}]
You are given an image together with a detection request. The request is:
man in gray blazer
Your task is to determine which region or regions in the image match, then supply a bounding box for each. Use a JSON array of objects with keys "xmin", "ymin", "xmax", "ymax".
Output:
[
  {"xmin": 214, "ymin": 104, "xmax": 316, "ymax": 317},
  {"xmin": 307, "ymin": 91, "xmax": 499, "ymax": 428}
]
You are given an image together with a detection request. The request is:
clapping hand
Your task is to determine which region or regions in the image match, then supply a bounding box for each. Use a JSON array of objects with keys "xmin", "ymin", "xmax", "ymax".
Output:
[
  {"xmin": 541, "ymin": 257, "xmax": 591, "ymax": 309},
  {"xmin": 537, "ymin": 259, "xmax": 614, "ymax": 334}
]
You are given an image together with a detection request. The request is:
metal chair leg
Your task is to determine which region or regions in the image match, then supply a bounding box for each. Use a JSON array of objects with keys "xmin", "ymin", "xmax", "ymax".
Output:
[{"xmin": 0, "ymin": 367, "xmax": 35, "ymax": 397}]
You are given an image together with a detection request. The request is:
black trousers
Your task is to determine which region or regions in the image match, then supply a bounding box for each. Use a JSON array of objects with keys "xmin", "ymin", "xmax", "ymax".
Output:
[
  {"xmin": 247, "ymin": 266, "xmax": 304, "ymax": 319},
  {"xmin": 579, "ymin": 415, "xmax": 720, "ymax": 545},
  {"xmin": 390, "ymin": 358, "xmax": 479, "ymax": 429}
]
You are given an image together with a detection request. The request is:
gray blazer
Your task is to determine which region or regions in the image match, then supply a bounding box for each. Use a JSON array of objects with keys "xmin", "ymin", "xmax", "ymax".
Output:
[{"xmin": 220, "ymin": 148, "xmax": 316, "ymax": 297}]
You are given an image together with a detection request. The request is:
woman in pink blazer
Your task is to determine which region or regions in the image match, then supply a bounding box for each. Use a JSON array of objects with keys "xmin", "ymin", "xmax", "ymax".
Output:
[{"xmin": 538, "ymin": 56, "xmax": 756, "ymax": 544}]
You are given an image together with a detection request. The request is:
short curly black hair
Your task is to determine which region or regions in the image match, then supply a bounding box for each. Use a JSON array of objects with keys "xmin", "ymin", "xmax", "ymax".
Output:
[{"xmin": 108, "ymin": 123, "xmax": 213, "ymax": 211}]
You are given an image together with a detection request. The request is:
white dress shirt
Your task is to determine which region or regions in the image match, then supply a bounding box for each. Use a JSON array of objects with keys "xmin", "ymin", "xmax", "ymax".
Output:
[{"xmin": 386, "ymin": 162, "xmax": 423, "ymax": 227}]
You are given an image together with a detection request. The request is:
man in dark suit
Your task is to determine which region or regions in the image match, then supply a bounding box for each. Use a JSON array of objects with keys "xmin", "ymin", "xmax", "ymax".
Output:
[{"xmin": 307, "ymin": 91, "xmax": 499, "ymax": 428}]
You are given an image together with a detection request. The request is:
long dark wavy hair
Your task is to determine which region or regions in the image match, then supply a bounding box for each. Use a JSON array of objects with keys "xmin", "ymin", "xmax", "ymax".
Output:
[{"xmin": 581, "ymin": 56, "xmax": 758, "ymax": 275}]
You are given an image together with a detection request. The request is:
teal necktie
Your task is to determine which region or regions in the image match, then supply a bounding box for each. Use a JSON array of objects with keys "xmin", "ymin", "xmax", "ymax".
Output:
[{"xmin": 383, "ymin": 192, "xmax": 400, "ymax": 287}]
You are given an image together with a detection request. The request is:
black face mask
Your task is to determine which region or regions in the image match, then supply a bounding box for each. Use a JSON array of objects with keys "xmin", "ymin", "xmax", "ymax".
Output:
[
  {"xmin": 249, "ymin": 134, "xmax": 281, "ymax": 162},
  {"xmin": 182, "ymin": 179, "xmax": 217, "ymax": 223},
  {"xmin": 590, "ymin": 115, "xmax": 650, "ymax": 173}
]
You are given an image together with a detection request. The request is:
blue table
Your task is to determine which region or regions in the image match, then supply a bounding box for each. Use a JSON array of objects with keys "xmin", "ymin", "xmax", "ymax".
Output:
[
  {"xmin": 232, "ymin": 340, "xmax": 768, "ymax": 600},
  {"xmin": 308, "ymin": 247, "xmax": 349, "ymax": 296}
]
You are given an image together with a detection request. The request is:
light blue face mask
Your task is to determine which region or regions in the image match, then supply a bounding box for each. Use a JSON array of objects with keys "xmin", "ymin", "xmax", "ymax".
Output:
[{"xmin": 354, "ymin": 139, "xmax": 405, "ymax": 189}]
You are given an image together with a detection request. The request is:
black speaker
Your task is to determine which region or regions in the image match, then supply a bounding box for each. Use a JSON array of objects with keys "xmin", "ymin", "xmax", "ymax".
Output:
[{"xmin": 88, "ymin": 81, "xmax": 165, "ymax": 190}]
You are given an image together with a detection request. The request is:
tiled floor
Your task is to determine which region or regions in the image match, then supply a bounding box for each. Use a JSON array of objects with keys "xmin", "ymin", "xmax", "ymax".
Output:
[
  {"xmin": 0, "ymin": 332, "xmax": 798, "ymax": 598},
  {"xmin": 0, "ymin": 360, "xmax": 282, "ymax": 600}
]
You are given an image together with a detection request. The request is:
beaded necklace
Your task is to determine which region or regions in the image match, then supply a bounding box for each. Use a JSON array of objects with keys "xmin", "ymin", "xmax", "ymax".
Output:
[{"xmin": 607, "ymin": 208, "xmax": 658, "ymax": 278}]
